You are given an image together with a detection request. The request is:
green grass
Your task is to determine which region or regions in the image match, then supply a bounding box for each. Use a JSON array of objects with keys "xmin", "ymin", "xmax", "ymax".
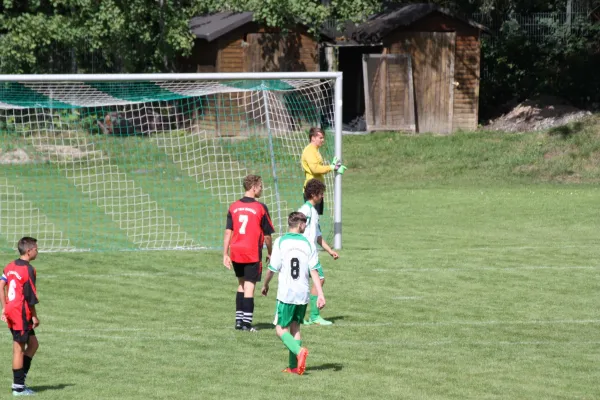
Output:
[
  {"xmin": 0, "ymin": 130, "xmax": 334, "ymax": 250},
  {"xmin": 0, "ymin": 117, "xmax": 600, "ymax": 398}
]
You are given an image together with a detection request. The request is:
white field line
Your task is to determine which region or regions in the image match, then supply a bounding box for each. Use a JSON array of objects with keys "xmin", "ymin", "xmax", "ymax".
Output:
[
  {"xmin": 41, "ymin": 265, "xmax": 598, "ymax": 280},
  {"xmin": 391, "ymin": 296, "xmax": 423, "ymax": 300},
  {"xmin": 42, "ymin": 270, "xmax": 216, "ymax": 279},
  {"xmin": 39, "ymin": 319, "xmax": 600, "ymax": 334},
  {"xmin": 373, "ymin": 266, "xmax": 599, "ymax": 273},
  {"xmin": 426, "ymin": 245, "xmax": 599, "ymax": 252},
  {"xmin": 334, "ymin": 320, "xmax": 600, "ymax": 328}
]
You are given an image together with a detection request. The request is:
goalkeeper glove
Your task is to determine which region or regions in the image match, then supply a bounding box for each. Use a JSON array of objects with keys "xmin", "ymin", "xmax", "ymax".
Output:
[
  {"xmin": 330, "ymin": 156, "xmax": 342, "ymax": 171},
  {"xmin": 337, "ymin": 165, "xmax": 347, "ymax": 175}
]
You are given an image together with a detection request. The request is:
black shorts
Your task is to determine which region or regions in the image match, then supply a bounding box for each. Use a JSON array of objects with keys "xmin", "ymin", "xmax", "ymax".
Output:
[
  {"xmin": 10, "ymin": 328, "xmax": 35, "ymax": 343},
  {"xmin": 303, "ymin": 193, "xmax": 324, "ymax": 215},
  {"xmin": 232, "ymin": 261, "xmax": 262, "ymax": 283}
]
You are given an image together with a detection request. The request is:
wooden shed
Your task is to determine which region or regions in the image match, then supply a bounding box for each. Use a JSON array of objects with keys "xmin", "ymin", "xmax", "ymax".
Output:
[
  {"xmin": 174, "ymin": 12, "xmax": 330, "ymax": 137},
  {"xmin": 337, "ymin": 3, "xmax": 487, "ymax": 134},
  {"xmin": 185, "ymin": 12, "xmax": 325, "ymax": 73}
]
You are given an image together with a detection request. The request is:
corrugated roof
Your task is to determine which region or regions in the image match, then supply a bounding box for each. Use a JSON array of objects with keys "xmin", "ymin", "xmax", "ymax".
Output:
[
  {"xmin": 352, "ymin": 3, "xmax": 489, "ymax": 43},
  {"xmin": 189, "ymin": 12, "xmax": 254, "ymax": 42}
]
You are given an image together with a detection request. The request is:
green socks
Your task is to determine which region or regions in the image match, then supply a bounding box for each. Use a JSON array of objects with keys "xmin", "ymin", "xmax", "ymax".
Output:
[
  {"xmin": 309, "ymin": 294, "xmax": 320, "ymax": 320},
  {"xmin": 281, "ymin": 332, "xmax": 301, "ymax": 355},
  {"xmin": 289, "ymin": 340, "xmax": 302, "ymax": 368}
]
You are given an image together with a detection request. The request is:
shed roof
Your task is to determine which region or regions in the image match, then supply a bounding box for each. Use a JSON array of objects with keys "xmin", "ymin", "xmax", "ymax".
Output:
[
  {"xmin": 189, "ymin": 11, "xmax": 254, "ymax": 42},
  {"xmin": 352, "ymin": 3, "xmax": 489, "ymax": 43}
]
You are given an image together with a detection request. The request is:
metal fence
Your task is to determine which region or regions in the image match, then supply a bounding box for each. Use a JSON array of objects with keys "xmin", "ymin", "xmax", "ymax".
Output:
[{"xmin": 471, "ymin": 11, "xmax": 592, "ymax": 44}]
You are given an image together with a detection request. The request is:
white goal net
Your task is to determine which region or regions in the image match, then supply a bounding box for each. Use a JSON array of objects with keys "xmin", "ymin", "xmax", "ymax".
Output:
[{"xmin": 0, "ymin": 73, "xmax": 342, "ymax": 252}]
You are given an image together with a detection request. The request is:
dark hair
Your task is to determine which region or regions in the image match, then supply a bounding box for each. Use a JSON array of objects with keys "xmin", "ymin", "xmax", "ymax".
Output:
[
  {"xmin": 17, "ymin": 237, "xmax": 37, "ymax": 255},
  {"xmin": 308, "ymin": 127, "xmax": 324, "ymax": 141},
  {"xmin": 303, "ymin": 179, "xmax": 326, "ymax": 200},
  {"xmin": 288, "ymin": 211, "xmax": 307, "ymax": 228},
  {"xmin": 243, "ymin": 175, "xmax": 262, "ymax": 191}
]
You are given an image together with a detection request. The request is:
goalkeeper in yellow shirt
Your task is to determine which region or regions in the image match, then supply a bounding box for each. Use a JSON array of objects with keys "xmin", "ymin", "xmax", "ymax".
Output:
[{"xmin": 301, "ymin": 127, "xmax": 346, "ymax": 215}]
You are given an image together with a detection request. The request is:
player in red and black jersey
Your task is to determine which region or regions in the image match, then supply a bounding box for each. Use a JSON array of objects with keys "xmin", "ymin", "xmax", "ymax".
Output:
[
  {"xmin": 0, "ymin": 237, "xmax": 40, "ymax": 396},
  {"xmin": 223, "ymin": 175, "xmax": 275, "ymax": 331}
]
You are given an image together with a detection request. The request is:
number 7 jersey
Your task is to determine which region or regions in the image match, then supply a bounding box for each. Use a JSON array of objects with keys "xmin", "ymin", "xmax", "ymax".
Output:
[
  {"xmin": 268, "ymin": 233, "xmax": 320, "ymax": 305},
  {"xmin": 226, "ymin": 197, "xmax": 275, "ymax": 263}
]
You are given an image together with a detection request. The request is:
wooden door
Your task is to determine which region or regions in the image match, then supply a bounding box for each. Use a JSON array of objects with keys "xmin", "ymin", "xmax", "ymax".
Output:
[
  {"xmin": 392, "ymin": 32, "xmax": 455, "ymax": 134},
  {"xmin": 362, "ymin": 54, "xmax": 415, "ymax": 132}
]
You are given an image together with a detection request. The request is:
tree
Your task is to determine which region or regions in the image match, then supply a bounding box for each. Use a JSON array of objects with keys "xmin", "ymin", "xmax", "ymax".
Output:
[{"xmin": 0, "ymin": 0, "xmax": 382, "ymax": 73}]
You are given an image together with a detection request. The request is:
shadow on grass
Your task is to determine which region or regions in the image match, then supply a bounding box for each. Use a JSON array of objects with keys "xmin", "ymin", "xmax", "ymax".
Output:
[
  {"xmin": 306, "ymin": 363, "xmax": 344, "ymax": 372},
  {"xmin": 322, "ymin": 316, "xmax": 345, "ymax": 324},
  {"xmin": 34, "ymin": 383, "xmax": 75, "ymax": 392},
  {"xmin": 548, "ymin": 121, "xmax": 585, "ymax": 138},
  {"xmin": 254, "ymin": 322, "xmax": 275, "ymax": 330}
]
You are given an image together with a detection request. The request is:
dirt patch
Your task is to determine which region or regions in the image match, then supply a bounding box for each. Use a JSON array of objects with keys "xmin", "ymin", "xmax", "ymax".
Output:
[
  {"xmin": 0, "ymin": 149, "xmax": 31, "ymax": 165},
  {"xmin": 0, "ymin": 145, "xmax": 104, "ymax": 165},
  {"xmin": 485, "ymin": 96, "xmax": 592, "ymax": 132}
]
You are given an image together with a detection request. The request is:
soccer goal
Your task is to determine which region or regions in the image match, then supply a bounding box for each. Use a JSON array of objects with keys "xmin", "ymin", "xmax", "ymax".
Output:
[{"xmin": 0, "ymin": 73, "xmax": 343, "ymax": 252}]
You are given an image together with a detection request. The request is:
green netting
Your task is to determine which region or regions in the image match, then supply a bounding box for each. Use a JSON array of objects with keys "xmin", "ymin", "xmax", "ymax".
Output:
[
  {"xmin": 0, "ymin": 82, "xmax": 73, "ymax": 108},
  {"xmin": 0, "ymin": 78, "xmax": 336, "ymax": 252}
]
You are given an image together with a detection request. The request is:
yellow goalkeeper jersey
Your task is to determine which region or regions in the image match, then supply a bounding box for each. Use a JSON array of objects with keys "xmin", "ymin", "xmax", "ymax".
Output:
[{"xmin": 301, "ymin": 143, "xmax": 332, "ymax": 187}]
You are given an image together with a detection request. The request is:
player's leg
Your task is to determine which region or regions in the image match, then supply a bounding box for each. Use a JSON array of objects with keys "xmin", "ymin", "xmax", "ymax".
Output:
[
  {"xmin": 233, "ymin": 262, "xmax": 246, "ymax": 330},
  {"xmin": 290, "ymin": 315, "xmax": 309, "ymax": 375},
  {"xmin": 275, "ymin": 303, "xmax": 305, "ymax": 373},
  {"xmin": 10, "ymin": 329, "xmax": 33, "ymax": 395},
  {"xmin": 241, "ymin": 262, "xmax": 260, "ymax": 331},
  {"xmin": 23, "ymin": 333, "xmax": 38, "ymax": 380},
  {"xmin": 305, "ymin": 266, "xmax": 332, "ymax": 325}
]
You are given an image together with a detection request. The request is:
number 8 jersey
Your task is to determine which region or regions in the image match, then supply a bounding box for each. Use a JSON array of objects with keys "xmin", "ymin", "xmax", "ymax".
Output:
[{"xmin": 268, "ymin": 233, "xmax": 320, "ymax": 305}]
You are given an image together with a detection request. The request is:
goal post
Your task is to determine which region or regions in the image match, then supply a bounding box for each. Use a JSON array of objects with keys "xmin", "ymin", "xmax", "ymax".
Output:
[{"xmin": 0, "ymin": 72, "xmax": 343, "ymax": 252}]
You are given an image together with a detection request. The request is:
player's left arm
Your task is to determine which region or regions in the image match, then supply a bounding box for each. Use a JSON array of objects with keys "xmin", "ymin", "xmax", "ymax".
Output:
[
  {"xmin": 264, "ymin": 235, "xmax": 273, "ymax": 265},
  {"xmin": 317, "ymin": 236, "xmax": 339, "ymax": 259},
  {"xmin": 261, "ymin": 205, "xmax": 275, "ymax": 263},
  {"xmin": 24, "ymin": 270, "xmax": 39, "ymax": 327},
  {"xmin": 223, "ymin": 210, "xmax": 234, "ymax": 269}
]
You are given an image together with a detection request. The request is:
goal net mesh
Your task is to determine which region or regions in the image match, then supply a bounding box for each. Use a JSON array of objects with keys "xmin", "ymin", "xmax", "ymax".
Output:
[{"xmin": 0, "ymin": 77, "xmax": 336, "ymax": 251}]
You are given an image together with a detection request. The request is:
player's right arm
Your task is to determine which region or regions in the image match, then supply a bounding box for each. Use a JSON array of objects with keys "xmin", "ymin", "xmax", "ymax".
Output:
[
  {"xmin": 308, "ymin": 243, "xmax": 325, "ymax": 308},
  {"xmin": 310, "ymin": 269, "xmax": 326, "ymax": 309},
  {"xmin": 303, "ymin": 146, "xmax": 333, "ymax": 175},
  {"xmin": 262, "ymin": 238, "xmax": 281, "ymax": 296},
  {"xmin": 222, "ymin": 229, "xmax": 233, "ymax": 269},
  {"xmin": 223, "ymin": 210, "xmax": 234, "ymax": 269}
]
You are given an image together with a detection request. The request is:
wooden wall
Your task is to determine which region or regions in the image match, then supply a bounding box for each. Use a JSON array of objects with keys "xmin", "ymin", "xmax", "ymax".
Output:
[
  {"xmin": 184, "ymin": 24, "xmax": 320, "ymax": 137},
  {"xmin": 186, "ymin": 23, "xmax": 320, "ymax": 73},
  {"xmin": 383, "ymin": 12, "xmax": 481, "ymax": 132}
]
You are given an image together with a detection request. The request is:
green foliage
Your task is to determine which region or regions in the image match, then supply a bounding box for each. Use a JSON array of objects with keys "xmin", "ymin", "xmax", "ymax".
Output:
[
  {"xmin": 0, "ymin": 0, "xmax": 198, "ymax": 73},
  {"xmin": 480, "ymin": 15, "xmax": 600, "ymax": 120},
  {"xmin": 0, "ymin": 0, "xmax": 381, "ymax": 73}
]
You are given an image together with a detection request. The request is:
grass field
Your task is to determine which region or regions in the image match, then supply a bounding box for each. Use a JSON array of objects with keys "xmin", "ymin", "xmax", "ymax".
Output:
[{"xmin": 1, "ymin": 117, "xmax": 600, "ymax": 399}]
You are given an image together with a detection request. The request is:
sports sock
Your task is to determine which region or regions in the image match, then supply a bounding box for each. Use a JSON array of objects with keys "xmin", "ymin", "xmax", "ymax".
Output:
[
  {"xmin": 280, "ymin": 332, "xmax": 301, "ymax": 355},
  {"xmin": 242, "ymin": 297, "xmax": 254, "ymax": 326},
  {"xmin": 309, "ymin": 294, "xmax": 320, "ymax": 321},
  {"xmin": 12, "ymin": 368, "xmax": 25, "ymax": 392},
  {"xmin": 289, "ymin": 339, "xmax": 302, "ymax": 368},
  {"xmin": 236, "ymin": 292, "xmax": 244, "ymax": 325},
  {"xmin": 23, "ymin": 355, "xmax": 32, "ymax": 378}
]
